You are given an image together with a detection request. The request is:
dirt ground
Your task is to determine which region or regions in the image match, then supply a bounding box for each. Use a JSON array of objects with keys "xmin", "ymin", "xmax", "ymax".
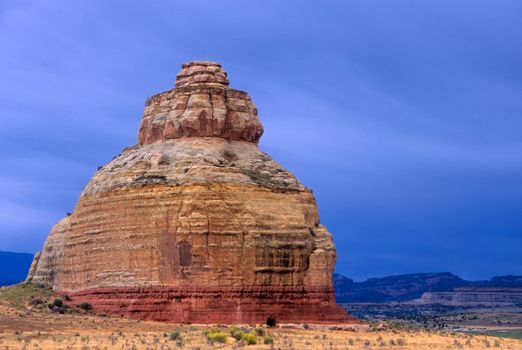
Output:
[
  {"xmin": 0, "ymin": 285, "xmax": 521, "ymax": 349},
  {"xmin": 1, "ymin": 306, "xmax": 521, "ymax": 349}
]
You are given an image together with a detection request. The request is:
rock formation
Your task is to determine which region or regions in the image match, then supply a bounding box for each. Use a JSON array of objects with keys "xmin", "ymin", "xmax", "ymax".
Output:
[
  {"xmin": 412, "ymin": 288, "xmax": 522, "ymax": 307},
  {"xmin": 27, "ymin": 61, "xmax": 354, "ymax": 324}
]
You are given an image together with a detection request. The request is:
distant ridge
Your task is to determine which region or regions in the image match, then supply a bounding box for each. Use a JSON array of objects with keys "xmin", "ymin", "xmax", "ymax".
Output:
[
  {"xmin": 334, "ymin": 272, "xmax": 522, "ymax": 303},
  {"xmin": 0, "ymin": 251, "xmax": 33, "ymax": 286}
]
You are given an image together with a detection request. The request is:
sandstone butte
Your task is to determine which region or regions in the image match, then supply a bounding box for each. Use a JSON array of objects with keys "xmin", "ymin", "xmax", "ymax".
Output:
[{"xmin": 26, "ymin": 61, "xmax": 355, "ymax": 324}]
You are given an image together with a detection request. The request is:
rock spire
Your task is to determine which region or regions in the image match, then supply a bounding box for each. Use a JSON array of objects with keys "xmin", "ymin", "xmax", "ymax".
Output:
[{"xmin": 138, "ymin": 61, "xmax": 263, "ymax": 145}]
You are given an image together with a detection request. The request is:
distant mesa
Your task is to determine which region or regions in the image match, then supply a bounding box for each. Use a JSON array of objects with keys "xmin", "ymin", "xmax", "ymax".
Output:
[
  {"xmin": 26, "ymin": 61, "xmax": 354, "ymax": 324},
  {"xmin": 334, "ymin": 272, "xmax": 522, "ymax": 306}
]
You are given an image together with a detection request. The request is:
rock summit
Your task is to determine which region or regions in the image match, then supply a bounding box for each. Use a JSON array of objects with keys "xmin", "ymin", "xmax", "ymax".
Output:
[{"xmin": 27, "ymin": 61, "xmax": 353, "ymax": 324}]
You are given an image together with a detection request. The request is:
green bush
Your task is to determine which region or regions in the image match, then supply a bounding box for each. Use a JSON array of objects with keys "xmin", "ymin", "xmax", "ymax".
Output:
[
  {"xmin": 241, "ymin": 332, "xmax": 257, "ymax": 345},
  {"xmin": 264, "ymin": 335, "xmax": 274, "ymax": 344},
  {"xmin": 208, "ymin": 332, "xmax": 227, "ymax": 343},
  {"xmin": 169, "ymin": 330, "xmax": 181, "ymax": 340},
  {"xmin": 229, "ymin": 326, "xmax": 245, "ymax": 340},
  {"xmin": 254, "ymin": 327, "xmax": 265, "ymax": 336},
  {"xmin": 205, "ymin": 329, "xmax": 227, "ymax": 344}
]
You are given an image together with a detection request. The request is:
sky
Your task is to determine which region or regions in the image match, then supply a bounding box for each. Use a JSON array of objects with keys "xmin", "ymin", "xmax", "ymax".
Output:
[{"xmin": 0, "ymin": 1, "xmax": 521, "ymax": 281}]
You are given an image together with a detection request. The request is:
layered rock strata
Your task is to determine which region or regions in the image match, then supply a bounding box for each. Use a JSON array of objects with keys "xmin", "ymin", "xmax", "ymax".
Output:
[
  {"xmin": 27, "ymin": 61, "xmax": 353, "ymax": 324},
  {"xmin": 412, "ymin": 288, "xmax": 522, "ymax": 307}
]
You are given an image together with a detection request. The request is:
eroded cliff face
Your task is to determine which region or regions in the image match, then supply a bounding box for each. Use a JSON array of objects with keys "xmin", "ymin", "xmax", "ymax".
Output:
[{"xmin": 27, "ymin": 61, "xmax": 353, "ymax": 324}]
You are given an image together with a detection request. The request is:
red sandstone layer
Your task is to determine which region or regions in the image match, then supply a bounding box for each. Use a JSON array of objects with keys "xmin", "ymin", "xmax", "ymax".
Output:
[{"xmin": 68, "ymin": 286, "xmax": 354, "ymax": 324}]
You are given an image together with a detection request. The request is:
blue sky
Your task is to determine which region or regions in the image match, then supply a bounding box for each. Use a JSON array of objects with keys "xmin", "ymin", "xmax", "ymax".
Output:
[{"xmin": 1, "ymin": 1, "xmax": 521, "ymax": 280}]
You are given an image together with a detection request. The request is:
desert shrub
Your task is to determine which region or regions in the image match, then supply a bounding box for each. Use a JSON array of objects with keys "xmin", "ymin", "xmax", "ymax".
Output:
[
  {"xmin": 254, "ymin": 327, "xmax": 265, "ymax": 336},
  {"xmin": 30, "ymin": 298, "xmax": 44, "ymax": 306},
  {"xmin": 363, "ymin": 339, "xmax": 371, "ymax": 347},
  {"xmin": 207, "ymin": 331, "xmax": 227, "ymax": 343},
  {"xmin": 348, "ymin": 338, "xmax": 354, "ymax": 345},
  {"xmin": 79, "ymin": 302, "xmax": 92, "ymax": 311},
  {"xmin": 389, "ymin": 339, "xmax": 396, "ymax": 346},
  {"xmin": 266, "ymin": 315, "xmax": 277, "ymax": 327},
  {"xmin": 482, "ymin": 339, "xmax": 491, "ymax": 348},
  {"xmin": 169, "ymin": 330, "xmax": 181, "ymax": 340},
  {"xmin": 396, "ymin": 338, "xmax": 406, "ymax": 346},
  {"xmin": 51, "ymin": 304, "xmax": 69, "ymax": 314},
  {"xmin": 264, "ymin": 335, "xmax": 274, "ymax": 344},
  {"xmin": 241, "ymin": 169, "xmax": 276, "ymax": 185},
  {"xmin": 241, "ymin": 332, "xmax": 257, "ymax": 345},
  {"xmin": 223, "ymin": 150, "xmax": 237, "ymax": 161},
  {"xmin": 229, "ymin": 326, "xmax": 245, "ymax": 340},
  {"xmin": 175, "ymin": 336, "xmax": 183, "ymax": 347},
  {"xmin": 204, "ymin": 329, "xmax": 227, "ymax": 343},
  {"xmin": 52, "ymin": 298, "xmax": 63, "ymax": 307}
]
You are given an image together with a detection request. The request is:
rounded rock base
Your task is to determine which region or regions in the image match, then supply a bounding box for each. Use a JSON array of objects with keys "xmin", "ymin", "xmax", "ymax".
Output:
[{"xmin": 67, "ymin": 286, "xmax": 357, "ymax": 324}]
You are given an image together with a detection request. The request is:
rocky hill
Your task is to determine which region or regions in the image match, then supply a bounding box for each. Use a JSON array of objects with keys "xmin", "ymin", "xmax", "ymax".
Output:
[
  {"xmin": 413, "ymin": 287, "xmax": 522, "ymax": 307},
  {"xmin": 334, "ymin": 272, "xmax": 522, "ymax": 304}
]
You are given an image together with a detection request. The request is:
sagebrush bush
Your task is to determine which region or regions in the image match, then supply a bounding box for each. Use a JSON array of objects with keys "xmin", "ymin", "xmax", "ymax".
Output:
[
  {"xmin": 30, "ymin": 298, "xmax": 44, "ymax": 306},
  {"xmin": 204, "ymin": 329, "xmax": 227, "ymax": 343},
  {"xmin": 241, "ymin": 332, "xmax": 257, "ymax": 345},
  {"xmin": 264, "ymin": 335, "xmax": 274, "ymax": 344},
  {"xmin": 208, "ymin": 332, "xmax": 227, "ymax": 343},
  {"xmin": 169, "ymin": 330, "xmax": 181, "ymax": 340},
  {"xmin": 229, "ymin": 326, "xmax": 244, "ymax": 340}
]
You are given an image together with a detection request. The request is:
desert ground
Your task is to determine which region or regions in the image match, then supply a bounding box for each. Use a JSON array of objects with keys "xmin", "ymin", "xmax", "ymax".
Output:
[{"xmin": 0, "ymin": 284, "xmax": 521, "ymax": 350}]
